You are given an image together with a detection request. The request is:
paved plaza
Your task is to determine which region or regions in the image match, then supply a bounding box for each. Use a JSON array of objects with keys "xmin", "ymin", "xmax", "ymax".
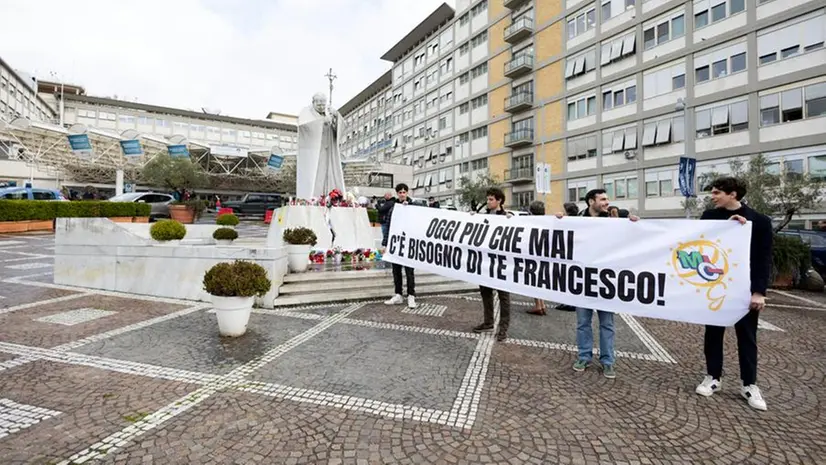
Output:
[{"xmin": 0, "ymin": 231, "xmax": 825, "ymax": 464}]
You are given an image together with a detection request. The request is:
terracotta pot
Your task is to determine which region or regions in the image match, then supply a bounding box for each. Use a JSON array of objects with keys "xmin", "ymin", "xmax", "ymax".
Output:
[
  {"xmin": 772, "ymin": 273, "xmax": 794, "ymax": 289},
  {"xmin": 108, "ymin": 217, "xmax": 133, "ymax": 223},
  {"xmin": 0, "ymin": 220, "xmax": 54, "ymax": 233},
  {"xmin": 133, "ymin": 217, "xmax": 149, "ymax": 223},
  {"xmin": 168, "ymin": 205, "xmax": 195, "ymax": 224}
]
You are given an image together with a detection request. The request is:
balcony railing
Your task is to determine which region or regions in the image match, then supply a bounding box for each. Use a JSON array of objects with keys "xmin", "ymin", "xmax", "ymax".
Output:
[
  {"xmin": 504, "ymin": 91, "xmax": 534, "ymax": 113},
  {"xmin": 504, "ymin": 167, "xmax": 534, "ymax": 183},
  {"xmin": 504, "ymin": 55, "xmax": 534, "ymax": 79},
  {"xmin": 504, "ymin": 17, "xmax": 534, "ymax": 44},
  {"xmin": 504, "ymin": 0, "xmax": 529, "ymax": 10},
  {"xmin": 504, "ymin": 128, "xmax": 535, "ymax": 148}
]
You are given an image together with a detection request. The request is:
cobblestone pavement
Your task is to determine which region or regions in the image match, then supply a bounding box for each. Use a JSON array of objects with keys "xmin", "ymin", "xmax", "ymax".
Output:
[{"xmin": 1, "ymin": 232, "xmax": 825, "ymax": 464}]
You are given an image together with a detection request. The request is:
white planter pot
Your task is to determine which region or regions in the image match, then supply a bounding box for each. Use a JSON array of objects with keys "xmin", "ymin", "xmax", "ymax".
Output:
[
  {"xmin": 215, "ymin": 239, "xmax": 234, "ymax": 246},
  {"xmin": 211, "ymin": 295, "xmax": 254, "ymax": 337},
  {"xmin": 286, "ymin": 244, "xmax": 312, "ymax": 273}
]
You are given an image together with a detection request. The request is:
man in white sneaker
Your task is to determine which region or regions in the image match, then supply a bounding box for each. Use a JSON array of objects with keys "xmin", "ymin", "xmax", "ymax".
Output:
[
  {"xmin": 383, "ymin": 183, "xmax": 418, "ymax": 309},
  {"xmin": 695, "ymin": 177, "xmax": 772, "ymax": 411}
]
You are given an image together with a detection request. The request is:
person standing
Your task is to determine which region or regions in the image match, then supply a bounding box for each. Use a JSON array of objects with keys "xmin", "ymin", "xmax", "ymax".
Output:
[
  {"xmin": 377, "ymin": 191, "xmax": 395, "ymax": 249},
  {"xmin": 695, "ymin": 177, "xmax": 772, "ymax": 411},
  {"xmin": 384, "ymin": 184, "xmax": 418, "ymax": 309},
  {"xmin": 526, "ymin": 200, "xmax": 548, "ymax": 316},
  {"xmin": 472, "ymin": 187, "xmax": 513, "ymax": 342},
  {"xmin": 556, "ymin": 189, "xmax": 639, "ymax": 378}
]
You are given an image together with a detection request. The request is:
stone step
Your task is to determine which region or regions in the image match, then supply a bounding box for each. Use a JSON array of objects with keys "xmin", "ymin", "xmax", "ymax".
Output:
[
  {"xmin": 282, "ymin": 268, "xmax": 439, "ymax": 283},
  {"xmin": 279, "ymin": 273, "xmax": 458, "ymax": 294},
  {"xmin": 272, "ymin": 282, "xmax": 478, "ymax": 307}
]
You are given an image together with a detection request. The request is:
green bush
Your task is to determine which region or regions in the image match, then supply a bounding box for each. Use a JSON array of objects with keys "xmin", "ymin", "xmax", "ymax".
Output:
[
  {"xmin": 283, "ymin": 227, "xmax": 317, "ymax": 246},
  {"xmin": 99, "ymin": 202, "xmax": 137, "ymax": 217},
  {"xmin": 216, "ymin": 213, "xmax": 240, "ymax": 226},
  {"xmin": 150, "ymin": 219, "xmax": 186, "ymax": 241},
  {"xmin": 0, "ymin": 201, "xmax": 55, "ymax": 221},
  {"xmin": 0, "ymin": 200, "xmax": 151, "ymax": 222},
  {"xmin": 135, "ymin": 203, "xmax": 151, "ymax": 216},
  {"xmin": 773, "ymin": 234, "xmax": 811, "ymax": 277},
  {"xmin": 203, "ymin": 260, "xmax": 271, "ymax": 297},
  {"xmin": 367, "ymin": 208, "xmax": 378, "ymax": 223},
  {"xmin": 213, "ymin": 227, "xmax": 238, "ymax": 241}
]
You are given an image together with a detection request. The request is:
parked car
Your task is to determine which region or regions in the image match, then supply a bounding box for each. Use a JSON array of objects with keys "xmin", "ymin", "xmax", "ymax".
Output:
[
  {"xmin": 778, "ymin": 229, "xmax": 826, "ymax": 278},
  {"xmin": 0, "ymin": 187, "xmax": 66, "ymax": 201},
  {"xmin": 222, "ymin": 193, "xmax": 285, "ymax": 216},
  {"xmin": 108, "ymin": 192, "xmax": 174, "ymax": 221}
]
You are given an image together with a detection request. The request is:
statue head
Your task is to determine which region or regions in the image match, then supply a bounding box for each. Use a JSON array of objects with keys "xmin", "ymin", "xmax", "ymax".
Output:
[{"xmin": 312, "ymin": 93, "xmax": 327, "ymax": 113}]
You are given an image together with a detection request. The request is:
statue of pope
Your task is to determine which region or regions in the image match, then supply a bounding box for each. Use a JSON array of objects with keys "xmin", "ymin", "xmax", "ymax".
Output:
[{"xmin": 296, "ymin": 92, "xmax": 346, "ymax": 201}]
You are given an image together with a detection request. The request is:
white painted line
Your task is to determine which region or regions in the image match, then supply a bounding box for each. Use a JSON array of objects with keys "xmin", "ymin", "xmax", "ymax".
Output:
[
  {"xmin": 619, "ymin": 314, "xmax": 677, "ymax": 364},
  {"xmin": 5, "ymin": 262, "xmax": 52, "ymax": 271},
  {"xmin": 2, "ymin": 272, "xmax": 53, "ymax": 282},
  {"xmin": 340, "ymin": 318, "xmax": 479, "ymax": 339},
  {"xmin": 505, "ymin": 338, "xmax": 665, "ymax": 362},
  {"xmin": 767, "ymin": 303, "xmax": 826, "ymax": 311},
  {"xmin": 401, "ymin": 303, "xmax": 447, "ymax": 317},
  {"xmin": 35, "ymin": 308, "xmax": 117, "ymax": 326},
  {"xmin": 770, "ymin": 290, "xmax": 826, "ymax": 309},
  {"xmin": 758, "ymin": 319, "xmax": 785, "ymax": 332},
  {"xmin": 0, "ymin": 293, "xmax": 92, "ymax": 316},
  {"xmin": 0, "ymin": 241, "xmax": 28, "ymax": 247},
  {"xmin": 0, "ymin": 398, "xmax": 62, "ymax": 439},
  {"xmin": 0, "ymin": 255, "xmax": 52, "ymax": 263}
]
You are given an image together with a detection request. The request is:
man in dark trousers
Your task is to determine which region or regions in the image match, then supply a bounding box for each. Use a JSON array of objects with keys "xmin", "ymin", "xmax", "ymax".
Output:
[
  {"xmin": 377, "ymin": 191, "xmax": 395, "ymax": 249},
  {"xmin": 383, "ymin": 183, "xmax": 418, "ymax": 309},
  {"xmin": 695, "ymin": 176, "xmax": 772, "ymax": 411},
  {"xmin": 472, "ymin": 187, "xmax": 513, "ymax": 341}
]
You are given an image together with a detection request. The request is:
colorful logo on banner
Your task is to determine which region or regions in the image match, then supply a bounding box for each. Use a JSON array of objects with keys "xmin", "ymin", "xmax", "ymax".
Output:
[
  {"xmin": 167, "ymin": 144, "xmax": 189, "ymax": 158},
  {"xmin": 120, "ymin": 139, "xmax": 143, "ymax": 157},
  {"xmin": 671, "ymin": 236, "xmax": 734, "ymax": 311}
]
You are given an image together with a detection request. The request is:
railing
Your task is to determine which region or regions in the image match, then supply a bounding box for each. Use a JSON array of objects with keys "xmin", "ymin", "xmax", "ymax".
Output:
[
  {"xmin": 504, "ymin": 17, "xmax": 534, "ymax": 39},
  {"xmin": 504, "ymin": 91, "xmax": 534, "ymax": 110},
  {"xmin": 504, "ymin": 166, "xmax": 534, "ymax": 182},
  {"xmin": 505, "ymin": 54, "xmax": 534, "ymax": 74},
  {"xmin": 504, "ymin": 128, "xmax": 535, "ymax": 146}
]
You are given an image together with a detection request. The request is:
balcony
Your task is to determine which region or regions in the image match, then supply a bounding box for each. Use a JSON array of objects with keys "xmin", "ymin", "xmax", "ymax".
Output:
[
  {"xmin": 504, "ymin": 166, "xmax": 534, "ymax": 184},
  {"xmin": 504, "ymin": 91, "xmax": 534, "ymax": 113},
  {"xmin": 504, "ymin": 0, "xmax": 529, "ymax": 10},
  {"xmin": 504, "ymin": 128, "xmax": 534, "ymax": 148},
  {"xmin": 504, "ymin": 17, "xmax": 534, "ymax": 44},
  {"xmin": 504, "ymin": 55, "xmax": 534, "ymax": 79}
]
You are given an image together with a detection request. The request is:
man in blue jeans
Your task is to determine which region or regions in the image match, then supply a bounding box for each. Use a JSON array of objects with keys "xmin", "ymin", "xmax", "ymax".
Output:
[{"xmin": 556, "ymin": 188, "xmax": 639, "ymax": 378}]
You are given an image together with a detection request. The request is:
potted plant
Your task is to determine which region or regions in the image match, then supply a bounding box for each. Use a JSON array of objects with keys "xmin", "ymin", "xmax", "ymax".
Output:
[
  {"xmin": 283, "ymin": 227, "xmax": 317, "ymax": 273},
  {"xmin": 771, "ymin": 234, "xmax": 811, "ymax": 288},
  {"xmin": 149, "ymin": 219, "xmax": 186, "ymax": 244},
  {"xmin": 216, "ymin": 213, "xmax": 239, "ymax": 228},
  {"xmin": 169, "ymin": 199, "xmax": 207, "ymax": 224},
  {"xmin": 213, "ymin": 227, "xmax": 238, "ymax": 245},
  {"xmin": 203, "ymin": 260, "xmax": 271, "ymax": 337},
  {"xmin": 139, "ymin": 154, "xmax": 208, "ymax": 224}
]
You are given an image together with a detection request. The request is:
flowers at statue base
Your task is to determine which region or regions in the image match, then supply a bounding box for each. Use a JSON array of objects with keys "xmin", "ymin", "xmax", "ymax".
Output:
[{"xmin": 308, "ymin": 248, "xmax": 377, "ymax": 264}]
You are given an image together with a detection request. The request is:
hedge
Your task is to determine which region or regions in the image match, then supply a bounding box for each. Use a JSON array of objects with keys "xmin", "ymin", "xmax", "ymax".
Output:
[
  {"xmin": 367, "ymin": 208, "xmax": 378, "ymax": 224},
  {"xmin": 0, "ymin": 200, "xmax": 151, "ymax": 222}
]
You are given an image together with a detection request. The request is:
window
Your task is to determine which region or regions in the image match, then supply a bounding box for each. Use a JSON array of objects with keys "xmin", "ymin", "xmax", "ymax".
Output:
[
  {"xmin": 470, "ymin": 31, "xmax": 488, "ymax": 48},
  {"xmin": 643, "ymin": 62, "xmax": 686, "ymax": 99},
  {"xmin": 514, "ymin": 191, "xmax": 535, "ymax": 209},
  {"xmin": 459, "ymin": 13, "xmax": 469, "ymax": 26},
  {"xmin": 711, "ymin": 59, "xmax": 727, "ymax": 79},
  {"xmin": 459, "ymin": 102, "xmax": 470, "ymax": 114},
  {"xmin": 603, "ymin": 126, "xmax": 637, "ymax": 154},
  {"xmin": 470, "ymin": 0, "xmax": 487, "ymax": 17},
  {"xmin": 672, "ymin": 74, "xmax": 686, "ymax": 89},
  {"xmin": 644, "ymin": 13, "xmax": 685, "ymax": 50},
  {"xmin": 601, "ymin": 31, "xmax": 637, "ymax": 66},
  {"xmin": 730, "ymin": 52, "xmax": 746, "ymax": 73},
  {"xmin": 757, "ymin": 11, "xmax": 826, "ymax": 66},
  {"xmin": 695, "ymin": 100, "xmax": 748, "ymax": 137},
  {"xmin": 471, "ymin": 158, "xmax": 488, "ymax": 170},
  {"xmin": 567, "ymin": 95, "xmax": 597, "ymax": 120},
  {"xmin": 565, "ymin": 49, "xmax": 597, "ymax": 79},
  {"xmin": 694, "ymin": 0, "xmax": 745, "ymax": 29},
  {"xmin": 642, "ymin": 116, "xmax": 684, "ymax": 146},
  {"xmin": 459, "ymin": 43, "xmax": 469, "ymax": 56},
  {"xmin": 603, "ymin": 81, "xmax": 636, "ymax": 110},
  {"xmin": 470, "ymin": 63, "xmax": 488, "ymax": 79},
  {"xmin": 459, "ymin": 73, "xmax": 469, "ymax": 85},
  {"xmin": 604, "ymin": 175, "xmax": 638, "ymax": 199},
  {"xmin": 645, "ymin": 170, "xmax": 677, "ymax": 197},
  {"xmin": 806, "ymin": 82, "xmax": 826, "ymax": 118},
  {"xmin": 471, "ymin": 126, "xmax": 488, "ymax": 139},
  {"xmin": 809, "ymin": 154, "xmax": 826, "ymax": 181},
  {"xmin": 567, "ymin": 134, "xmax": 598, "ymax": 160},
  {"xmin": 567, "ymin": 6, "xmax": 597, "ymax": 39},
  {"xmin": 471, "ymin": 94, "xmax": 488, "ymax": 109}
]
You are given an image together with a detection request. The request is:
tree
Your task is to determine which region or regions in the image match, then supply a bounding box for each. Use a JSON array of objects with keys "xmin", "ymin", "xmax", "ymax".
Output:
[
  {"xmin": 457, "ymin": 173, "xmax": 500, "ymax": 212},
  {"xmin": 682, "ymin": 154, "xmax": 825, "ymax": 232},
  {"xmin": 139, "ymin": 154, "xmax": 209, "ymax": 192}
]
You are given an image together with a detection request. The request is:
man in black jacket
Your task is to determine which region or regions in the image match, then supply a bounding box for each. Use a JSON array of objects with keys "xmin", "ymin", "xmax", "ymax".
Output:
[
  {"xmin": 383, "ymin": 183, "xmax": 418, "ymax": 309},
  {"xmin": 695, "ymin": 176, "xmax": 772, "ymax": 411},
  {"xmin": 377, "ymin": 192, "xmax": 395, "ymax": 249}
]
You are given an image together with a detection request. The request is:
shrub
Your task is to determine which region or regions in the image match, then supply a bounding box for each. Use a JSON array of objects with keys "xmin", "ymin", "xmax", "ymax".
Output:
[
  {"xmin": 203, "ymin": 260, "xmax": 271, "ymax": 297},
  {"xmin": 283, "ymin": 227, "xmax": 317, "ymax": 246},
  {"xmin": 99, "ymin": 202, "xmax": 137, "ymax": 217},
  {"xmin": 772, "ymin": 234, "xmax": 811, "ymax": 278},
  {"xmin": 135, "ymin": 203, "xmax": 151, "ymax": 216},
  {"xmin": 216, "ymin": 213, "xmax": 240, "ymax": 226},
  {"xmin": 0, "ymin": 200, "xmax": 150, "ymax": 222},
  {"xmin": 173, "ymin": 199, "xmax": 207, "ymax": 219},
  {"xmin": 367, "ymin": 208, "xmax": 378, "ymax": 223},
  {"xmin": 150, "ymin": 219, "xmax": 187, "ymax": 241},
  {"xmin": 213, "ymin": 227, "xmax": 238, "ymax": 241}
]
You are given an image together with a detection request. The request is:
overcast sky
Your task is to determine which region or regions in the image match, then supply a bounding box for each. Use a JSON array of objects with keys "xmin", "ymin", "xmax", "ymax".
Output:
[{"xmin": 0, "ymin": 0, "xmax": 450, "ymax": 119}]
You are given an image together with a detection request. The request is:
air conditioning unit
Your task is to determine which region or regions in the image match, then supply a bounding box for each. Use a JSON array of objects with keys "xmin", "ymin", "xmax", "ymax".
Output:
[
  {"xmin": 624, "ymin": 150, "xmax": 637, "ymax": 160},
  {"xmin": 446, "ymin": 181, "xmax": 454, "ymax": 189}
]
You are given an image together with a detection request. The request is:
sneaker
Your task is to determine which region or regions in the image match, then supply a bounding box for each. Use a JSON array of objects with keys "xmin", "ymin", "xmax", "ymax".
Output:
[
  {"xmin": 572, "ymin": 360, "xmax": 590, "ymax": 372},
  {"xmin": 741, "ymin": 384, "xmax": 767, "ymax": 411},
  {"xmin": 384, "ymin": 294, "xmax": 403, "ymax": 305},
  {"xmin": 407, "ymin": 295, "xmax": 417, "ymax": 309},
  {"xmin": 496, "ymin": 331, "xmax": 508, "ymax": 342},
  {"xmin": 602, "ymin": 365, "xmax": 616, "ymax": 379},
  {"xmin": 473, "ymin": 323, "xmax": 494, "ymax": 333},
  {"xmin": 695, "ymin": 375, "xmax": 722, "ymax": 397}
]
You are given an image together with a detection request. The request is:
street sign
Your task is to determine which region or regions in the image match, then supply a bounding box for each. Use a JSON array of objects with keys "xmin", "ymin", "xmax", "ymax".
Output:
[
  {"xmin": 124, "ymin": 183, "xmax": 134, "ymax": 193},
  {"xmin": 268, "ymin": 154, "xmax": 284, "ymax": 170},
  {"xmin": 679, "ymin": 157, "xmax": 697, "ymax": 197},
  {"xmin": 535, "ymin": 163, "xmax": 544, "ymax": 193},
  {"xmin": 167, "ymin": 144, "xmax": 189, "ymax": 158},
  {"xmin": 120, "ymin": 139, "xmax": 143, "ymax": 157},
  {"xmin": 67, "ymin": 134, "xmax": 92, "ymax": 157}
]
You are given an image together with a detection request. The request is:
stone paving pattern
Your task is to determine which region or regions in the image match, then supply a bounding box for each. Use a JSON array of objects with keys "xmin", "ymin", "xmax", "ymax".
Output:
[{"xmin": 0, "ymin": 232, "xmax": 824, "ymax": 464}]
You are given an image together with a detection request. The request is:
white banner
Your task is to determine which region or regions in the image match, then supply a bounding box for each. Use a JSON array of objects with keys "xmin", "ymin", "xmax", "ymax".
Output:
[{"xmin": 385, "ymin": 205, "xmax": 753, "ymax": 326}]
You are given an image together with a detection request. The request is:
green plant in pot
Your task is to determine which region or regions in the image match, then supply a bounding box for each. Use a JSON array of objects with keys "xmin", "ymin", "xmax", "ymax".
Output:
[
  {"xmin": 216, "ymin": 213, "xmax": 240, "ymax": 227},
  {"xmin": 149, "ymin": 219, "xmax": 186, "ymax": 243},
  {"xmin": 283, "ymin": 227, "xmax": 318, "ymax": 273},
  {"xmin": 213, "ymin": 227, "xmax": 238, "ymax": 245},
  {"xmin": 203, "ymin": 260, "xmax": 271, "ymax": 337},
  {"xmin": 771, "ymin": 234, "xmax": 811, "ymax": 288}
]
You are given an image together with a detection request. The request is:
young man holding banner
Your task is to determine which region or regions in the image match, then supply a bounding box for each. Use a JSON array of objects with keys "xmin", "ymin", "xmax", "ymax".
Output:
[
  {"xmin": 472, "ymin": 187, "xmax": 513, "ymax": 342},
  {"xmin": 695, "ymin": 177, "xmax": 772, "ymax": 411},
  {"xmin": 557, "ymin": 189, "xmax": 639, "ymax": 379},
  {"xmin": 384, "ymin": 184, "xmax": 418, "ymax": 309}
]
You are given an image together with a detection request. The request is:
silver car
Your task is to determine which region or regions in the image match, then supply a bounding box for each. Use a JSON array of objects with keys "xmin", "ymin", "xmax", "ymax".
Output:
[{"xmin": 108, "ymin": 192, "xmax": 174, "ymax": 221}]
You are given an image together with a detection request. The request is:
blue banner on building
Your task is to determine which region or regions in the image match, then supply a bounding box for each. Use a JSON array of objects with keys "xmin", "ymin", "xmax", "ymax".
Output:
[
  {"xmin": 67, "ymin": 134, "xmax": 93, "ymax": 156},
  {"xmin": 120, "ymin": 139, "xmax": 143, "ymax": 157},
  {"xmin": 267, "ymin": 154, "xmax": 284, "ymax": 170},
  {"xmin": 678, "ymin": 156, "xmax": 697, "ymax": 198},
  {"xmin": 167, "ymin": 144, "xmax": 189, "ymax": 158}
]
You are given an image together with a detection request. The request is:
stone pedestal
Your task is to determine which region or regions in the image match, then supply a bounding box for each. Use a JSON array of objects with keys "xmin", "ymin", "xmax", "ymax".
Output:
[{"xmin": 267, "ymin": 205, "xmax": 374, "ymax": 251}]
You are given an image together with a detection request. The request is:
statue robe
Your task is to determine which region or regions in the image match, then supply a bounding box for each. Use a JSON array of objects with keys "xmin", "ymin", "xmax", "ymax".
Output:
[{"xmin": 296, "ymin": 106, "xmax": 346, "ymax": 200}]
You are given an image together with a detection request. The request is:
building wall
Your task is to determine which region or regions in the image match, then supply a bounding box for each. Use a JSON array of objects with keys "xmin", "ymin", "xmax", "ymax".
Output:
[
  {"xmin": 0, "ymin": 58, "xmax": 56, "ymax": 123},
  {"xmin": 340, "ymin": 84, "xmax": 394, "ymax": 161}
]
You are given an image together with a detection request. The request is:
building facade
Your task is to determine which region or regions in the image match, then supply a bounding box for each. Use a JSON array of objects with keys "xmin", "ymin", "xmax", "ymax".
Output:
[
  {"xmin": 349, "ymin": 0, "xmax": 825, "ymax": 219},
  {"xmin": 340, "ymin": 71, "xmax": 395, "ymax": 161},
  {"xmin": 0, "ymin": 57, "xmax": 56, "ymax": 124}
]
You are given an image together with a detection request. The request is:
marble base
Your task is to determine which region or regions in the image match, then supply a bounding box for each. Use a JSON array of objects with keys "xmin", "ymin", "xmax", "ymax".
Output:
[
  {"xmin": 267, "ymin": 205, "xmax": 374, "ymax": 251},
  {"xmin": 54, "ymin": 218, "xmax": 288, "ymax": 308},
  {"xmin": 119, "ymin": 223, "xmax": 224, "ymax": 245}
]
